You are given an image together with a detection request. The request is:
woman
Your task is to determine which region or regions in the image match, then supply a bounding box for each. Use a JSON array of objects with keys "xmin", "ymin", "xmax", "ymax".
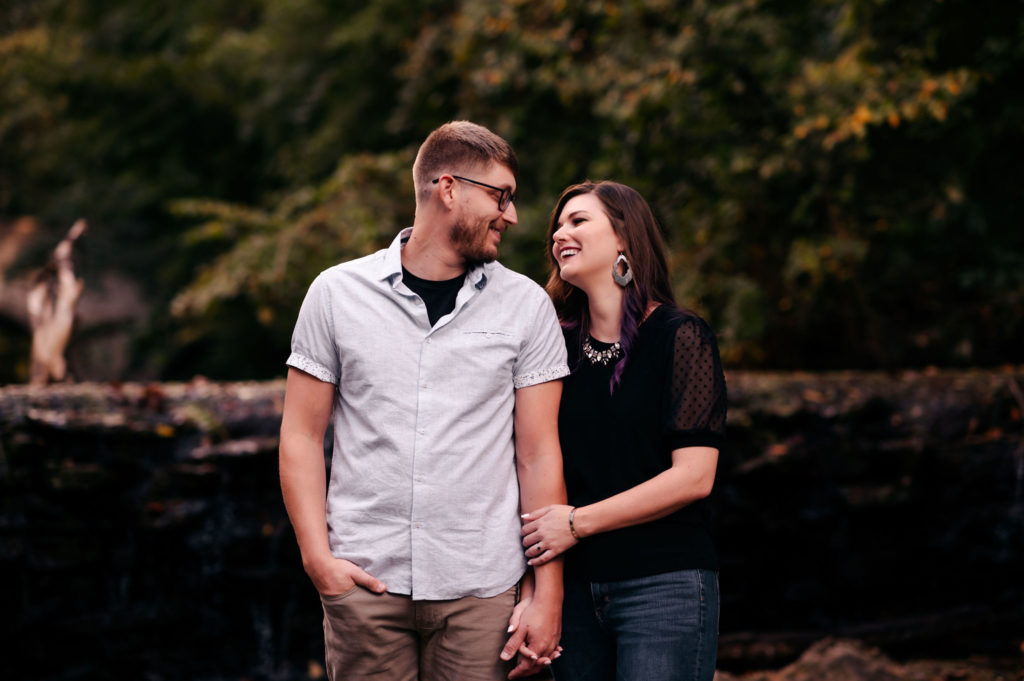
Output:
[{"xmin": 520, "ymin": 181, "xmax": 726, "ymax": 681}]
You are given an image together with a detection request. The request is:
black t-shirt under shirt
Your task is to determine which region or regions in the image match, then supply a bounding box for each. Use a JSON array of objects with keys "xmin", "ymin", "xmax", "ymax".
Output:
[
  {"xmin": 402, "ymin": 267, "xmax": 466, "ymax": 326},
  {"xmin": 559, "ymin": 304, "xmax": 727, "ymax": 582}
]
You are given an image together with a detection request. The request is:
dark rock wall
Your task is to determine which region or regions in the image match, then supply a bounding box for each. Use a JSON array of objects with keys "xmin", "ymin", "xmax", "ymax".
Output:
[
  {"xmin": 1, "ymin": 382, "xmax": 309, "ymax": 681},
  {"xmin": 715, "ymin": 370, "xmax": 1024, "ymax": 669},
  {"xmin": 1, "ymin": 371, "xmax": 1022, "ymax": 680}
]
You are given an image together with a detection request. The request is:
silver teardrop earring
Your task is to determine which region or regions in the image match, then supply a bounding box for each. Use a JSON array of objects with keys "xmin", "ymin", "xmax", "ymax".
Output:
[{"xmin": 612, "ymin": 253, "xmax": 633, "ymax": 287}]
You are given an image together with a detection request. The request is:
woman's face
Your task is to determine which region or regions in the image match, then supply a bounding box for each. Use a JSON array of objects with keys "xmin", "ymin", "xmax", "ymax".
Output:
[{"xmin": 552, "ymin": 192, "xmax": 624, "ymax": 289}]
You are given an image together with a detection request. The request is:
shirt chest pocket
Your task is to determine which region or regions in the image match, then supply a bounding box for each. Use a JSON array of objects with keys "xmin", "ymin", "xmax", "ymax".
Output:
[{"xmin": 445, "ymin": 329, "xmax": 519, "ymax": 395}]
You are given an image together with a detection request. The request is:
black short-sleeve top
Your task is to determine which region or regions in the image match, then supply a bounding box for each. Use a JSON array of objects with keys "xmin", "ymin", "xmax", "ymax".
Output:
[{"xmin": 559, "ymin": 305, "xmax": 727, "ymax": 581}]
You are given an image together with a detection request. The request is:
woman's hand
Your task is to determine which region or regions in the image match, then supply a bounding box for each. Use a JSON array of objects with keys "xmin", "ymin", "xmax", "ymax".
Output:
[{"xmin": 521, "ymin": 504, "xmax": 578, "ymax": 566}]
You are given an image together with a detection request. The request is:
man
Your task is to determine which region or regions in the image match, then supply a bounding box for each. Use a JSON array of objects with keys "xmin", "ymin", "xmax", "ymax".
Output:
[{"xmin": 279, "ymin": 121, "xmax": 568, "ymax": 681}]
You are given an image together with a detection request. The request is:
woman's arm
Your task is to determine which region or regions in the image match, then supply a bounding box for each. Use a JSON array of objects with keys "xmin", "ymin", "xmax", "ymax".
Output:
[{"xmin": 521, "ymin": 445, "xmax": 718, "ymax": 566}]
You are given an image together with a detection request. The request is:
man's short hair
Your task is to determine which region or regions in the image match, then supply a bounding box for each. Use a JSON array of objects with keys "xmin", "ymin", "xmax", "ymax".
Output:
[{"xmin": 413, "ymin": 121, "xmax": 518, "ymax": 202}]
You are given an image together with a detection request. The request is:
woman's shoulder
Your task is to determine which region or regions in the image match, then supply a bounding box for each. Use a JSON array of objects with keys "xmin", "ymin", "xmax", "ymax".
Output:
[
  {"xmin": 644, "ymin": 306, "xmax": 721, "ymax": 365},
  {"xmin": 560, "ymin": 322, "xmax": 582, "ymax": 363},
  {"xmin": 646, "ymin": 304, "xmax": 715, "ymax": 336}
]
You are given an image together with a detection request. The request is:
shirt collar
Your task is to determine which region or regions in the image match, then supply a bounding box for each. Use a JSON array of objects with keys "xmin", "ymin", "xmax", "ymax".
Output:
[{"xmin": 380, "ymin": 227, "xmax": 491, "ymax": 290}]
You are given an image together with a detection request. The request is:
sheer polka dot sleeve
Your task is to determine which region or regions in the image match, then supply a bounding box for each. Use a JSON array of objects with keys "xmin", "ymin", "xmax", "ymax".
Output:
[{"xmin": 664, "ymin": 316, "xmax": 727, "ymax": 450}]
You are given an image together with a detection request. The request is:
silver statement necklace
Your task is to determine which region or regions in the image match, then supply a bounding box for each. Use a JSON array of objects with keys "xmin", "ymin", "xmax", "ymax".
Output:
[{"xmin": 582, "ymin": 335, "xmax": 623, "ymax": 365}]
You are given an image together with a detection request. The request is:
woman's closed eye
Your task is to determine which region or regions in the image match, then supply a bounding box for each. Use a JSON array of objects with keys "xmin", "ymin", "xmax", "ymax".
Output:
[{"xmin": 554, "ymin": 218, "xmax": 586, "ymax": 236}]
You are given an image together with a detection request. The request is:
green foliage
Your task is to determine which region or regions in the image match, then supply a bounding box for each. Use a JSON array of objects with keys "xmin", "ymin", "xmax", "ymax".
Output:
[
  {"xmin": 2, "ymin": 0, "xmax": 1022, "ymax": 377},
  {"xmin": 390, "ymin": 0, "xmax": 1024, "ymax": 368},
  {"xmin": 159, "ymin": 152, "xmax": 413, "ymax": 377}
]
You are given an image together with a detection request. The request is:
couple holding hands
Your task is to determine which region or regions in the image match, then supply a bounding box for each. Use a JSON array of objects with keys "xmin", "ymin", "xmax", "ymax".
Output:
[{"xmin": 280, "ymin": 121, "xmax": 726, "ymax": 681}]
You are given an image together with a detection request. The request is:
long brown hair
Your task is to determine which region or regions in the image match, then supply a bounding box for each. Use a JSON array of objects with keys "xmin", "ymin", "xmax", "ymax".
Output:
[{"xmin": 545, "ymin": 181, "xmax": 676, "ymax": 389}]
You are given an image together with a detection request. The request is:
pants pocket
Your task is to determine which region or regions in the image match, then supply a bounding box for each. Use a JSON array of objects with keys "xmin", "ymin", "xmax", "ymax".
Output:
[{"xmin": 320, "ymin": 584, "xmax": 360, "ymax": 604}]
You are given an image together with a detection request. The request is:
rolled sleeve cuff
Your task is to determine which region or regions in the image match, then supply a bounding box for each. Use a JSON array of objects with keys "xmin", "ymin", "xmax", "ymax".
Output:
[
  {"xmin": 513, "ymin": 364, "xmax": 570, "ymax": 390},
  {"xmin": 286, "ymin": 352, "xmax": 338, "ymax": 385}
]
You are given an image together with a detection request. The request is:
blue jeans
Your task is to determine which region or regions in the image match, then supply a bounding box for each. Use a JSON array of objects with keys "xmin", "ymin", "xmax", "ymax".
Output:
[{"xmin": 552, "ymin": 569, "xmax": 719, "ymax": 681}]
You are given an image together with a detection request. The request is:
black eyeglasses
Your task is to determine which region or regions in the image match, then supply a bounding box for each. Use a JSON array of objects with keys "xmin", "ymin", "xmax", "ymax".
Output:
[{"xmin": 432, "ymin": 175, "xmax": 516, "ymax": 212}]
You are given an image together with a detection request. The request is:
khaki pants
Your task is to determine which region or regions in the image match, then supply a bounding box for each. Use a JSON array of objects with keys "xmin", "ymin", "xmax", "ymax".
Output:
[{"xmin": 321, "ymin": 585, "xmax": 517, "ymax": 681}]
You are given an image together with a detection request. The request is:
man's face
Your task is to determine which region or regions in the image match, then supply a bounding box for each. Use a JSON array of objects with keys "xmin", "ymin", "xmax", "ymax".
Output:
[{"xmin": 448, "ymin": 163, "xmax": 518, "ymax": 265}]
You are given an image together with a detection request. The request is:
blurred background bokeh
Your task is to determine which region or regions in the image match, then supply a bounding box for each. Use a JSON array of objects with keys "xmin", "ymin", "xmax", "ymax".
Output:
[
  {"xmin": 2, "ymin": 0, "xmax": 1022, "ymax": 382},
  {"xmin": 1, "ymin": 1, "xmax": 1023, "ymax": 680}
]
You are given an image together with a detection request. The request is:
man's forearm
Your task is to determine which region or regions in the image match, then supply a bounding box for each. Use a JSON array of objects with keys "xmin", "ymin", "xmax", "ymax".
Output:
[
  {"xmin": 517, "ymin": 450, "xmax": 566, "ymax": 602},
  {"xmin": 513, "ymin": 380, "xmax": 567, "ymax": 606},
  {"xmin": 530, "ymin": 557, "xmax": 563, "ymax": 605},
  {"xmin": 279, "ymin": 369, "xmax": 336, "ymax": 570},
  {"xmin": 279, "ymin": 432, "xmax": 332, "ymax": 567}
]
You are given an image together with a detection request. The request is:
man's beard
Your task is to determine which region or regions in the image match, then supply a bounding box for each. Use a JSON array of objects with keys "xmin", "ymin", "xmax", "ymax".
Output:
[{"xmin": 450, "ymin": 215, "xmax": 499, "ymax": 266}]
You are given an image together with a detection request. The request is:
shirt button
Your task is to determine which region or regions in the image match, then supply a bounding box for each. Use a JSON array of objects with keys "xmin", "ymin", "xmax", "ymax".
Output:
[
  {"xmin": 414, "ymin": 522, "xmax": 423, "ymax": 529},
  {"xmin": 416, "ymin": 475, "xmax": 424, "ymax": 482},
  {"xmin": 425, "ymin": 338, "xmax": 431, "ymax": 344},
  {"xmin": 422, "ymin": 382, "xmax": 428, "ymax": 388}
]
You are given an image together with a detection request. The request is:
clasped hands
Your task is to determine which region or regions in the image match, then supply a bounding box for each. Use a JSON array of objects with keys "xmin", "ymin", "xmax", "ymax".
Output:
[
  {"xmin": 496, "ymin": 504, "xmax": 580, "ymax": 677},
  {"xmin": 501, "ymin": 503, "xmax": 583, "ymax": 677},
  {"xmin": 501, "ymin": 594, "xmax": 562, "ymax": 678}
]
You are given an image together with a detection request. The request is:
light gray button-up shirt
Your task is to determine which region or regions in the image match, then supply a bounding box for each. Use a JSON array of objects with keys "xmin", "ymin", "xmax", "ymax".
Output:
[{"xmin": 287, "ymin": 228, "xmax": 569, "ymax": 600}]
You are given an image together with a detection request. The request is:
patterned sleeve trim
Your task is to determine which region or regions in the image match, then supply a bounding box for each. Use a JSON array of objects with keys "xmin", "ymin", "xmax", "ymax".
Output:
[
  {"xmin": 286, "ymin": 353, "xmax": 339, "ymax": 385},
  {"xmin": 514, "ymin": 364, "xmax": 570, "ymax": 389}
]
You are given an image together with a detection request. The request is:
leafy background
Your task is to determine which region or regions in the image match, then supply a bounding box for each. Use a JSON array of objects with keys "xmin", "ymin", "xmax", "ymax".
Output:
[{"xmin": 1, "ymin": 0, "xmax": 1022, "ymax": 382}]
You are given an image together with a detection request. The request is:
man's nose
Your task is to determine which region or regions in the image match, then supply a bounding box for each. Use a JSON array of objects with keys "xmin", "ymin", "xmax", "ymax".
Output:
[{"xmin": 502, "ymin": 201, "xmax": 518, "ymax": 225}]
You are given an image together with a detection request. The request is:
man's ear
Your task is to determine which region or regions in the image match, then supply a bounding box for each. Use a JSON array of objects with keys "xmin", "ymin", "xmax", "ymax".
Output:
[{"xmin": 434, "ymin": 175, "xmax": 458, "ymax": 210}]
